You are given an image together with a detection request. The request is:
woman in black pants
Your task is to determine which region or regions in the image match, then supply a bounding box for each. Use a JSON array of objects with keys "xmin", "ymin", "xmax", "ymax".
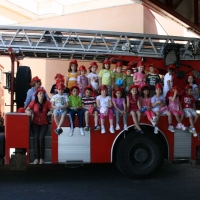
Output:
[{"xmin": 25, "ymin": 88, "xmax": 52, "ymax": 164}]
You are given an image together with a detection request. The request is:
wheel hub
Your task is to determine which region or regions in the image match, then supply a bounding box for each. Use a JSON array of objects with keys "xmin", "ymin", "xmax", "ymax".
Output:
[{"xmin": 134, "ymin": 149, "xmax": 148, "ymax": 162}]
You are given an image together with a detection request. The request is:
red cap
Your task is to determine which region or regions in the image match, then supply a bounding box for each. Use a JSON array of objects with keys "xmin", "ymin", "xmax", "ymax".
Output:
[
  {"xmin": 167, "ymin": 64, "xmax": 176, "ymax": 70},
  {"xmin": 136, "ymin": 61, "xmax": 145, "ymax": 68},
  {"xmin": 116, "ymin": 62, "xmax": 123, "ymax": 68},
  {"xmin": 141, "ymin": 84, "xmax": 150, "ymax": 91},
  {"xmin": 155, "ymin": 83, "xmax": 163, "ymax": 89},
  {"xmin": 89, "ymin": 62, "xmax": 98, "ymax": 69},
  {"xmin": 34, "ymin": 87, "xmax": 46, "ymax": 96},
  {"xmin": 30, "ymin": 76, "xmax": 41, "ymax": 85},
  {"xmin": 56, "ymin": 83, "xmax": 65, "ymax": 90},
  {"xmin": 126, "ymin": 66, "xmax": 133, "ymax": 72},
  {"xmin": 185, "ymin": 84, "xmax": 192, "ymax": 91},
  {"xmin": 56, "ymin": 79, "xmax": 64, "ymax": 85},
  {"xmin": 70, "ymin": 85, "xmax": 80, "ymax": 93},
  {"xmin": 69, "ymin": 59, "xmax": 78, "ymax": 66},
  {"xmin": 187, "ymin": 72, "xmax": 194, "ymax": 78},
  {"xmin": 129, "ymin": 84, "xmax": 139, "ymax": 91},
  {"xmin": 79, "ymin": 65, "xmax": 87, "ymax": 72},
  {"xmin": 84, "ymin": 85, "xmax": 94, "ymax": 95},
  {"xmin": 99, "ymin": 85, "xmax": 108, "ymax": 91},
  {"xmin": 54, "ymin": 73, "xmax": 64, "ymax": 80},
  {"xmin": 103, "ymin": 60, "xmax": 111, "ymax": 64},
  {"xmin": 114, "ymin": 87, "xmax": 123, "ymax": 93}
]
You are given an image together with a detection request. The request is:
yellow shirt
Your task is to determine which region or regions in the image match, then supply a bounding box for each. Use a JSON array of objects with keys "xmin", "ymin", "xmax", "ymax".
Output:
[{"xmin": 67, "ymin": 72, "xmax": 78, "ymax": 88}]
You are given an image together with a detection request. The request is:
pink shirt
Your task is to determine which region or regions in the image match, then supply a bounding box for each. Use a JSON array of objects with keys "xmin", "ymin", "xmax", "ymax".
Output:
[
  {"xmin": 140, "ymin": 97, "xmax": 151, "ymax": 108},
  {"xmin": 134, "ymin": 72, "xmax": 146, "ymax": 86},
  {"xmin": 168, "ymin": 96, "xmax": 180, "ymax": 111}
]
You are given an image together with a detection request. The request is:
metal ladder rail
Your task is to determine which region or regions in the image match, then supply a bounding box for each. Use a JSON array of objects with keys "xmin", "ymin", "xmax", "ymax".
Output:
[{"xmin": 0, "ymin": 26, "xmax": 199, "ymax": 60}]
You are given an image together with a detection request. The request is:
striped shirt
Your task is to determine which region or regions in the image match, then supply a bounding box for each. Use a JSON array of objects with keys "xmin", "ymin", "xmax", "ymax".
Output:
[{"xmin": 82, "ymin": 96, "xmax": 96, "ymax": 110}]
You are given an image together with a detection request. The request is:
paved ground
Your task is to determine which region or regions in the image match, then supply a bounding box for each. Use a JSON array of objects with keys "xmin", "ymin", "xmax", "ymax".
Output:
[{"xmin": 0, "ymin": 161, "xmax": 200, "ymax": 200}]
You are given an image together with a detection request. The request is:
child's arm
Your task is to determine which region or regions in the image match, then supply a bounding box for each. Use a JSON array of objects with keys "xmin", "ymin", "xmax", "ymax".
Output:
[
  {"xmin": 167, "ymin": 80, "xmax": 171, "ymax": 90},
  {"xmin": 96, "ymin": 99, "xmax": 100, "ymax": 108},
  {"xmin": 193, "ymin": 87, "xmax": 199, "ymax": 95},
  {"xmin": 108, "ymin": 98, "xmax": 112, "ymax": 108},
  {"xmin": 171, "ymin": 90, "xmax": 177, "ymax": 101},
  {"xmin": 126, "ymin": 96, "xmax": 130, "ymax": 112},
  {"xmin": 123, "ymin": 99, "xmax": 127, "ymax": 113},
  {"xmin": 65, "ymin": 75, "xmax": 69, "ymax": 87},
  {"xmin": 99, "ymin": 77, "xmax": 102, "ymax": 86},
  {"xmin": 137, "ymin": 98, "xmax": 141, "ymax": 110}
]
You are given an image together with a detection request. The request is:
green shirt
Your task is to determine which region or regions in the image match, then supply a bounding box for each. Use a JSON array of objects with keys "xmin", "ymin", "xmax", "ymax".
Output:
[
  {"xmin": 69, "ymin": 95, "xmax": 82, "ymax": 107},
  {"xmin": 99, "ymin": 69, "xmax": 114, "ymax": 86},
  {"xmin": 113, "ymin": 72, "xmax": 126, "ymax": 83},
  {"xmin": 125, "ymin": 75, "xmax": 133, "ymax": 87}
]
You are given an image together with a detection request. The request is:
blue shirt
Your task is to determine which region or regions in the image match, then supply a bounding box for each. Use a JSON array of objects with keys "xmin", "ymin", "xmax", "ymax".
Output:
[{"xmin": 24, "ymin": 87, "xmax": 50, "ymax": 107}]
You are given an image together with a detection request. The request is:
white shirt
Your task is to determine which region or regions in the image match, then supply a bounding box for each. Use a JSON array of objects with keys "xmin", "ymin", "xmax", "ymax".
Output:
[
  {"xmin": 97, "ymin": 95, "xmax": 111, "ymax": 108},
  {"xmin": 51, "ymin": 94, "xmax": 69, "ymax": 108},
  {"xmin": 163, "ymin": 72, "xmax": 172, "ymax": 97},
  {"xmin": 87, "ymin": 72, "xmax": 99, "ymax": 90}
]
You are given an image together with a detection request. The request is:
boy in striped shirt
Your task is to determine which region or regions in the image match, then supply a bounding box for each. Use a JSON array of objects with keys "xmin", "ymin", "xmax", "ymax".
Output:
[{"xmin": 82, "ymin": 86, "xmax": 100, "ymax": 131}]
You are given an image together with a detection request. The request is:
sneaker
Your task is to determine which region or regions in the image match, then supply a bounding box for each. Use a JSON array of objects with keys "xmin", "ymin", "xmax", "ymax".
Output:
[
  {"xmin": 168, "ymin": 125, "xmax": 175, "ymax": 132},
  {"xmin": 154, "ymin": 126, "xmax": 158, "ymax": 134},
  {"xmin": 192, "ymin": 128, "xmax": 197, "ymax": 137},
  {"xmin": 101, "ymin": 127, "xmax": 106, "ymax": 134},
  {"xmin": 39, "ymin": 159, "xmax": 44, "ymax": 164},
  {"xmin": 84, "ymin": 126, "xmax": 90, "ymax": 131},
  {"xmin": 115, "ymin": 124, "xmax": 120, "ymax": 130},
  {"xmin": 176, "ymin": 123, "xmax": 182, "ymax": 129},
  {"xmin": 80, "ymin": 128, "xmax": 85, "ymax": 136},
  {"xmin": 150, "ymin": 119, "xmax": 156, "ymax": 126},
  {"xmin": 69, "ymin": 128, "xmax": 74, "ymax": 137},
  {"xmin": 124, "ymin": 124, "xmax": 128, "ymax": 131},
  {"xmin": 138, "ymin": 129, "xmax": 144, "ymax": 134},
  {"xmin": 33, "ymin": 159, "xmax": 39, "ymax": 164},
  {"xmin": 54, "ymin": 129, "xmax": 60, "ymax": 135},
  {"xmin": 188, "ymin": 127, "xmax": 193, "ymax": 133},
  {"xmin": 181, "ymin": 123, "xmax": 186, "ymax": 131},
  {"xmin": 94, "ymin": 125, "xmax": 100, "ymax": 131},
  {"xmin": 109, "ymin": 126, "xmax": 115, "ymax": 133},
  {"xmin": 58, "ymin": 128, "xmax": 63, "ymax": 134},
  {"xmin": 152, "ymin": 116, "xmax": 158, "ymax": 123}
]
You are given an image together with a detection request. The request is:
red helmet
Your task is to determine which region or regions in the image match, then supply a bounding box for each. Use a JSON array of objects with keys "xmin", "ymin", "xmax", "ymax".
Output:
[
  {"xmin": 84, "ymin": 85, "xmax": 94, "ymax": 95},
  {"xmin": 70, "ymin": 84, "xmax": 80, "ymax": 93},
  {"xmin": 69, "ymin": 59, "xmax": 78, "ymax": 66},
  {"xmin": 89, "ymin": 62, "xmax": 98, "ymax": 69},
  {"xmin": 56, "ymin": 79, "xmax": 64, "ymax": 85},
  {"xmin": 167, "ymin": 64, "xmax": 176, "ymax": 70},
  {"xmin": 54, "ymin": 73, "xmax": 64, "ymax": 80},
  {"xmin": 155, "ymin": 83, "xmax": 163, "ymax": 89},
  {"xmin": 170, "ymin": 86, "xmax": 180, "ymax": 96},
  {"xmin": 34, "ymin": 87, "xmax": 46, "ymax": 96},
  {"xmin": 30, "ymin": 76, "xmax": 41, "ymax": 85},
  {"xmin": 136, "ymin": 61, "xmax": 145, "ymax": 68},
  {"xmin": 56, "ymin": 83, "xmax": 65, "ymax": 90},
  {"xmin": 129, "ymin": 84, "xmax": 139, "ymax": 91},
  {"xmin": 114, "ymin": 86, "xmax": 123, "ymax": 93},
  {"xmin": 79, "ymin": 65, "xmax": 87, "ymax": 72},
  {"xmin": 187, "ymin": 72, "xmax": 194, "ymax": 78},
  {"xmin": 141, "ymin": 84, "xmax": 150, "ymax": 91},
  {"xmin": 116, "ymin": 62, "xmax": 123, "ymax": 68},
  {"xmin": 128, "ymin": 61, "xmax": 137, "ymax": 67},
  {"xmin": 99, "ymin": 85, "xmax": 108, "ymax": 91},
  {"xmin": 185, "ymin": 84, "xmax": 192, "ymax": 91},
  {"xmin": 17, "ymin": 107, "xmax": 25, "ymax": 113},
  {"xmin": 103, "ymin": 60, "xmax": 111, "ymax": 64}
]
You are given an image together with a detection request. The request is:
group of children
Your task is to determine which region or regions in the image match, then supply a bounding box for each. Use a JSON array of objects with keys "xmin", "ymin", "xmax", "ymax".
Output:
[{"xmin": 49, "ymin": 59, "xmax": 199, "ymax": 137}]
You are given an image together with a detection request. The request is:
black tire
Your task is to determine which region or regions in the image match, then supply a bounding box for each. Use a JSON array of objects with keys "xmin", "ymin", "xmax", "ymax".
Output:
[
  {"xmin": 15, "ymin": 66, "xmax": 32, "ymax": 109},
  {"xmin": 0, "ymin": 134, "xmax": 5, "ymax": 158},
  {"xmin": 116, "ymin": 135, "xmax": 164, "ymax": 178}
]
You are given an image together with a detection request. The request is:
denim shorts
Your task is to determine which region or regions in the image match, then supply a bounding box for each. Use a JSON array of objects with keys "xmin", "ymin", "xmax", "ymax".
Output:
[{"xmin": 53, "ymin": 109, "xmax": 67, "ymax": 116}]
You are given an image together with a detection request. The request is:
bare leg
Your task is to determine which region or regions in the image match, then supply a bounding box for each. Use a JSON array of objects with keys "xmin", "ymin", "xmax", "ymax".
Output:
[
  {"xmin": 101, "ymin": 119, "xmax": 105, "ymax": 127},
  {"xmin": 175, "ymin": 115, "xmax": 181, "ymax": 123},
  {"xmin": 166, "ymin": 111, "xmax": 172, "ymax": 124},
  {"xmin": 180, "ymin": 115, "xmax": 184, "ymax": 122},
  {"xmin": 136, "ymin": 110, "xmax": 141, "ymax": 123},
  {"xmin": 58, "ymin": 114, "xmax": 66, "ymax": 128},
  {"xmin": 194, "ymin": 114, "xmax": 198, "ymax": 124},
  {"xmin": 94, "ymin": 111, "xmax": 99, "ymax": 125},
  {"xmin": 54, "ymin": 114, "xmax": 59, "ymax": 127},
  {"xmin": 130, "ymin": 111, "xmax": 141, "ymax": 130},
  {"xmin": 155, "ymin": 111, "xmax": 160, "ymax": 126},
  {"xmin": 189, "ymin": 115, "xmax": 194, "ymax": 127}
]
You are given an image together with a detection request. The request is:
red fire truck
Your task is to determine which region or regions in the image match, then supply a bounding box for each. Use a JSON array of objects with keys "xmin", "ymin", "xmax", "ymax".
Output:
[{"xmin": 0, "ymin": 26, "xmax": 200, "ymax": 178}]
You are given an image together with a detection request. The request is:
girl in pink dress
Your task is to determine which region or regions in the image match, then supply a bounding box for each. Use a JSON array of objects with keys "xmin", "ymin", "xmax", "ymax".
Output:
[
  {"xmin": 127, "ymin": 84, "xmax": 144, "ymax": 134},
  {"xmin": 133, "ymin": 61, "xmax": 146, "ymax": 91},
  {"xmin": 140, "ymin": 84, "xmax": 158, "ymax": 126},
  {"xmin": 168, "ymin": 86, "xmax": 186, "ymax": 130}
]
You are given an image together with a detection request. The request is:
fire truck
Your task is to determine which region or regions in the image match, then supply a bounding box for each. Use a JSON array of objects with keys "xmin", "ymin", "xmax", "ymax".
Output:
[{"xmin": 0, "ymin": 26, "xmax": 200, "ymax": 178}]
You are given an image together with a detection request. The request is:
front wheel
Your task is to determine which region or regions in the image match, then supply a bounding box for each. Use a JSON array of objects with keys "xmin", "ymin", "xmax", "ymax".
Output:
[{"xmin": 115, "ymin": 135, "xmax": 164, "ymax": 178}]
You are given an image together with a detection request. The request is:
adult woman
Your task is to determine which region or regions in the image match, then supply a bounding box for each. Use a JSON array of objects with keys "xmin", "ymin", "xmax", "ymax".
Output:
[
  {"xmin": 25, "ymin": 88, "xmax": 52, "ymax": 164},
  {"xmin": 24, "ymin": 76, "xmax": 50, "ymax": 109}
]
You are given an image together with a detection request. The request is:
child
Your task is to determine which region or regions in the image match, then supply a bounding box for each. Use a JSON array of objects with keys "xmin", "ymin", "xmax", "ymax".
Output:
[
  {"xmin": 187, "ymin": 72, "xmax": 199, "ymax": 100},
  {"xmin": 87, "ymin": 62, "xmax": 99, "ymax": 96},
  {"xmin": 51, "ymin": 83, "xmax": 69, "ymax": 135},
  {"xmin": 66, "ymin": 59, "xmax": 78, "ymax": 89},
  {"xmin": 140, "ymin": 84, "xmax": 158, "ymax": 126},
  {"xmin": 96, "ymin": 85, "xmax": 115, "ymax": 134},
  {"xmin": 68, "ymin": 85, "xmax": 85, "ymax": 136},
  {"xmin": 77, "ymin": 65, "xmax": 89, "ymax": 98},
  {"xmin": 180, "ymin": 84, "xmax": 198, "ymax": 137},
  {"xmin": 127, "ymin": 84, "xmax": 144, "ymax": 134},
  {"xmin": 99, "ymin": 60, "xmax": 114, "ymax": 96},
  {"xmin": 82, "ymin": 85, "xmax": 100, "ymax": 131},
  {"xmin": 125, "ymin": 66, "xmax": 133, "ymax": 94},
  {"xmin": 151, "ymin": 83, "xmax": 174, "ymax": 134},
  {"xmin": 112, "ymin": 87, "xmax": 128, "ymax": 131},
  {"xmin": 50, "ymin": 73, "xmax": 70, "ymax": 96},
  {"xmin": 168, "ymin": 86, "xmax": 186, "ymax": 130},
  {"xmin": 163, "ymin": 64, "xmax": 176, "ymax": 98},
  {"xmin": 133, "ymin": 61, "xmax": 146, "ymax": 91},
  {"xmin": 146, "ymin": 64, "xmax": 161, "ymax": 97},
  {"xmin": 113, "ymin": 62, "xmax": 126, "ymax": 89}
]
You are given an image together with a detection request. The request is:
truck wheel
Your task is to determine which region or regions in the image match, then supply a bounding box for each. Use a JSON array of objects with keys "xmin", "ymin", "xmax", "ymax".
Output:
[
  {"xmin": 0, "ymin": 134, "xmax": 5, "ymax": 158},
  {"xmin": 116, "ymin": 135, "xmax": 164, "ymax": 178},
  {"xmin": 15, "ymin": 66, "xmax": 32, "ymax": 109}
]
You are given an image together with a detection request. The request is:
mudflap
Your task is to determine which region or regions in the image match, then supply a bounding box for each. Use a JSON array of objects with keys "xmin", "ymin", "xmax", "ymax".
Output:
[{"xmin": 10, "ymin": 154, "xmax": 26, "ymax": 170}]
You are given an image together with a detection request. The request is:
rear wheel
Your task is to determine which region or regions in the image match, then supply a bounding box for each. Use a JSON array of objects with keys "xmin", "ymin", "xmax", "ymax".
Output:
[
  {"xmin": 15, "ymin": 66, "xmax": 32, "ymax": 109},
  {"xmin": 116, "ymin": 135, "xmax": 164, "ymax": 178}
]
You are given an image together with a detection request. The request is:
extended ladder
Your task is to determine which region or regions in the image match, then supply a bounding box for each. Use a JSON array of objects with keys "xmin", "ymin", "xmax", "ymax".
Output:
[{"xmin": 0, "ymin": 25, "xmax": 200, "ymax": 61}]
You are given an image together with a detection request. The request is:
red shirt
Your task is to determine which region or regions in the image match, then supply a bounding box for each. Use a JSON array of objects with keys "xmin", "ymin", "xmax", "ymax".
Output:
[
  {"xmin": 127, "ymin": 94, "xmax": 139, "ymax": 112},
  {"xmin": 180, "ymin": 94, "xmax": 196, "ymax": 109},
  {"xmin": 28, "ymin": 100, "xmax": 52, "ymax": 125}
]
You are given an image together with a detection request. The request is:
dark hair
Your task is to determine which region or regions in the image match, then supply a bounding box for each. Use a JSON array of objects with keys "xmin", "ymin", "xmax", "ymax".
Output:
[
  {"xmin": 102, "ymin": 63, "xmax": 110, "ymax": 69},
  {"xmin": 68, "ymin": 63, "xmax": 78, "ymax": 72},
  {"xmin": 113, "ymin": 89, "xmax": 125, "ymax": 98},
  {"xmin": 34, "ymin": 96, "xmax": 47, "ymax": 113},
  {"xmin": 141, "ymin": 86, "xmax": 150, "ymax": 98},
  {"xmin": 85, "ymin": 88, "xmax": 93, "ymax": 93},
  {"xmin": 186, "ymin": 76, "xmax": 196, "ymax": 84}
]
